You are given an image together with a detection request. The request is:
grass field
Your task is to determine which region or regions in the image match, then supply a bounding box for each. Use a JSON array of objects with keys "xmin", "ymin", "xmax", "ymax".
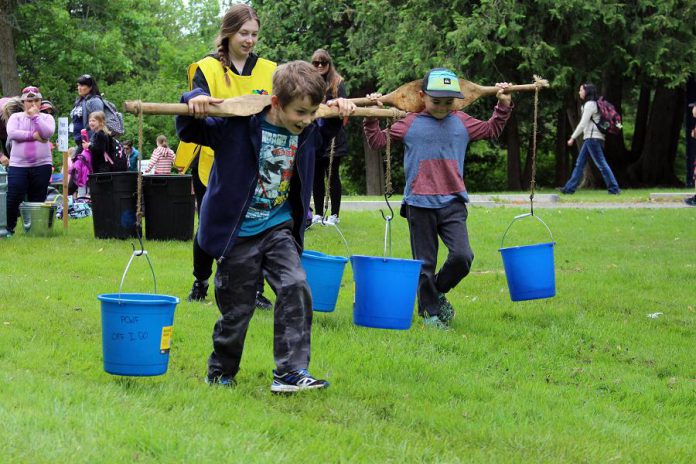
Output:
[{"xmin": 1, "ymin": 200, "xmax": 695, "ymax": 462}]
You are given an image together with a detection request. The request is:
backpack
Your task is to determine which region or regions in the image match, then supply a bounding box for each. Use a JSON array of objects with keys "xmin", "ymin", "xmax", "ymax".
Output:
[
  {"xmin": 107, "ymin": 136, "xmax": 129, "ymax": 172},
  {"xmin": 593, "ymin": 97, "xmax": 623, "ymax": 135},
  {"xmin": 100, "ymin": 97, "xmax": 125, "ymax": 137}
]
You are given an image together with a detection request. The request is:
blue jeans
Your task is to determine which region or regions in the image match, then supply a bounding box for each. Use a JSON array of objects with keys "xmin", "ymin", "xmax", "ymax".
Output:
[
  {"xmin": 6, "ymin": 164, "xmax": 53, "ymax": 232},
  {"xmin": 562, "ymin": 138, "xmax": 620, "ymax": 193}
]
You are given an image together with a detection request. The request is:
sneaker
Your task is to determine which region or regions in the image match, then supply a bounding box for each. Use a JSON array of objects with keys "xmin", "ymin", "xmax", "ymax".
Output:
[
  {"xmin": 437, "ymin": 293, "xmax": 455, "ymax": 324},
  {"xmin": 685, "ymin": 196, "xmax": 696, "ymax": 206},
  {"xmin": 205, "ymin": 374, "xmax": 236, "ymax": 387},
  {"xmin": 325, "ymin": 214, "xmax": 340, "ymax": 225},
  {"xmin": 311, "ymin": 214, "xmax": 323, "ymax": 224},
  {"xmin": 422, "ymin": 315, "xmax": 450, "ymax": 331},
  {"xmin": 556, "ymin": 187, "xmax": 572, "ymax": 195},
  {"xmin": 270, "ymin": 368, "xmax": 329, "ymax": 393},
  {"xmin": 255, "ymin": 292, "xmax": 273, "ymax": 310},
  {"xmin": 187, "ymin": 279, "xmax": 208, "ymax": 302}
]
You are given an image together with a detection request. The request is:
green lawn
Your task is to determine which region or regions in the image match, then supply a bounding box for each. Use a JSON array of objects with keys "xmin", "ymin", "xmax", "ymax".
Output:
[{"xmin": 1, "ymin": 203, "xmax": 695, "ymax": 462}]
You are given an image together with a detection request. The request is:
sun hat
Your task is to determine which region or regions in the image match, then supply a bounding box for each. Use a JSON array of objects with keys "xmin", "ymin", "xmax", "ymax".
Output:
[
  {"xmin": 40, "ymin": 100, "xmax": 55, "ymax": 113},
  {"xmin": 21, "ymin": 86, "xmax": 42, "ymax": 101},
  {"xmin": 421, "ymin": 68, "xmax": 464, "ymax": 99}
]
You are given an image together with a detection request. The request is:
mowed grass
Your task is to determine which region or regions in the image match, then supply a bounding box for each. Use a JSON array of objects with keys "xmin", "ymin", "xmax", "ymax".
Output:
[{"xmin": 1, "ymin": 204, "xmax": 695, "ymax": 462}]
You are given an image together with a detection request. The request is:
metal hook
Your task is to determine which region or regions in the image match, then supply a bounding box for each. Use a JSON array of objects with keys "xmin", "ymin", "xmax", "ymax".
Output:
[
  {"xmin": 131, "ymin": 224, "xmax": 145, "ymax": 256},
  {"xmin": 380, "ymin": 192, "xmax": 394, "ymax": 222}
]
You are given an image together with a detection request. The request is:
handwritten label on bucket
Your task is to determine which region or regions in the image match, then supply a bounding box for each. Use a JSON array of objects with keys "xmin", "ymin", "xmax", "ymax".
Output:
[{"xmin": 160, "ymin": 326, "xmax": 173, "ymax": 354}]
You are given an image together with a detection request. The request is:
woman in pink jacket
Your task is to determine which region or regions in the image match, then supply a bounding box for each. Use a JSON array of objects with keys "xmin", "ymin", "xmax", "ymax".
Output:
[{"xmin": 5, "ymin": 86, "xmax": 56, "ymax": 235}]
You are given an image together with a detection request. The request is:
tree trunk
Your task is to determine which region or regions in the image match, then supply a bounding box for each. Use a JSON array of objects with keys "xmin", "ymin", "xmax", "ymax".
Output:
[
  {"xmin": 554, "ymin": 107, "xmax": 569, "ymax": 186},
  {"xmin": 505, "ymin": 112, "xmax": 522, "ymax": 190},
  {"xmin": 0, "ymin": 1, "xmax": 21, "ymax": 96},
  {"xmin": 363, "ymin": 134, "xmax": 384, "ymax": 195},
  {"xmin": 684, "ymin": 77, "xmax": 696, "ymax": 188},
  {"xmin": 630, "ymin": 85, "xmax": 684, "ymax": 186}
]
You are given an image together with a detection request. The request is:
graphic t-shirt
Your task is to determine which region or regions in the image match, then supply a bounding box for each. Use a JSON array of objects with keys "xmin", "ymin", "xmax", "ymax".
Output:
[{"xmin": 238, "ymin": 119, "xmax": 298, "ymax": 237}]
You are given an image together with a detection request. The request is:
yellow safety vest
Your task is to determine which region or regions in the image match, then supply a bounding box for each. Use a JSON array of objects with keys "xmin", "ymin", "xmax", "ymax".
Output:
[{"xmin": 175, "ymin": 56, "xmax": 276, "ymax": 185}]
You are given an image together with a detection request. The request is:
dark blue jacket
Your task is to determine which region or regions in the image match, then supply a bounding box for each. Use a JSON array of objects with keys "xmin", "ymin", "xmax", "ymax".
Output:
[{"xmin": 176, "ymin": 89, "xmax": 341, "ymax": 260}]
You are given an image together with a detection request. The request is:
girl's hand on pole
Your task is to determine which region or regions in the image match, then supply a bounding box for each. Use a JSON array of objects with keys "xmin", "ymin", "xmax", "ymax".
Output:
[
  {"xmin": 495, "ymin": 82, "xmax": 512, "ymax": 106},
  {"xmin": 366, "ymin": 93, "xmax": 384, "ymax": 107},
  {"xmin": 188, "ymin": 95, "xmax": 224, "ymax": 119},
  {"xmin": 326, "ymin": 98, "xmax": 356, "ymax": 118}
]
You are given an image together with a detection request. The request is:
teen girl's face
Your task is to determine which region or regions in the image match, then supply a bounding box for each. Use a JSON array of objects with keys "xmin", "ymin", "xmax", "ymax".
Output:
[
  {"xmin": 422, "ymin": 94, "xmax": 455, "ymax": 120},
  {"xmin": 274, "ymin": 96, "xmax": 319, "ymax": 135},
  {"xmin": 228, "ymin": 19, "xmax": 259, "ymax": 60},
  {"xmin": 23, "ymin": 98, "xmax": 42, "ymax": 115},
  {"xmin": 77, "ymin": 83, "xmax": 91, "ymax": 97},
  {"xmin": 578, "ymin": 85, "xmax": 586, "ymax": 100}
]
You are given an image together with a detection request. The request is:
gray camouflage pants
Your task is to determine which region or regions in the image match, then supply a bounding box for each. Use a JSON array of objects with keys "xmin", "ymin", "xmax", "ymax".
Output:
[{"xmin": 207, "ymin": 221, "xmax": 313, "ymax": 379}]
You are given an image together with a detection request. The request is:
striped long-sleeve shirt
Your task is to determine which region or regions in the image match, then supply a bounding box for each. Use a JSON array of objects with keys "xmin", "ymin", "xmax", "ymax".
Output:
[{"xmin": 145, "ymin": 146, "xmax": 176, "ymax": 175}]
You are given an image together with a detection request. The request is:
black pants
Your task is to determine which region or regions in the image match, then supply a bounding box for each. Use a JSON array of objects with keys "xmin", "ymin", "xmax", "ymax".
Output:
[
  {"xmin": 5, "ymin": 165, "xmax": 52, "ymax": 232},
  {"xmin": 191, "ymin": 159, "xmax": 265, "ymax": 292},
  {"xmin": 312, "ymin": 156, "xmax": 342, "ymax": 216},
  {"xmin": 401, "ymin": 201, "xmax": 474, "ymax": 317},
  {"xmin": 207, "ymin": 221, "xmax": 312, "ymax": 378}
]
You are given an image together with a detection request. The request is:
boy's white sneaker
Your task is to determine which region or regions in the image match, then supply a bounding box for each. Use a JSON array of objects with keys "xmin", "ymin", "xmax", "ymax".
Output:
[
  {"xmin": 325, "ymin": 214, "xmax": 340, "ymax": 225},
  {"xmin": 311, "ymin": 214, "xmax": 323, "ymax": 224}
]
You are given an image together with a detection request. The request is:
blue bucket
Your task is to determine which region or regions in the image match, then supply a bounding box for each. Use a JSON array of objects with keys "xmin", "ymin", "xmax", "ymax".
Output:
[
  {"xmin": 98, "ymin": 293, "xmax": 179, "ymax": 376},
  {"xmin": 301, "ymin": 250, "xmax": 348, "ymax": 312},
  {"xmin": 350, "ymin": 255, "xmax": 422, "ymax": 330},
  {"xmin": 498, "ymin": 213, "xmax": 556, "ymax": 302}
]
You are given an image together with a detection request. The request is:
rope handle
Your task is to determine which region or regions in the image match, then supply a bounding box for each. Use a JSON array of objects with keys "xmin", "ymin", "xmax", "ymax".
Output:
[{"xmin": 500, "ymin": 213, "xmax": 554, "ymax": 250}]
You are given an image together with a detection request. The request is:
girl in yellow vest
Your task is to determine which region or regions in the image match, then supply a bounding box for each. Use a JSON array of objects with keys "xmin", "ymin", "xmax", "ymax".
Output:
[{"xmin": 177, "ymin": 4, "xmax": 276, "ymax": 305}]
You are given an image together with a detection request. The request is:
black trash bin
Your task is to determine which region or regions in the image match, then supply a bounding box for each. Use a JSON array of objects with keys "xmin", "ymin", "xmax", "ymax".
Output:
[
  {"xmin": 142, "ymin": 175, "xmax": 194, "ymax": 241},
  {"xmin": 89, "ymin": 172, "xmax": 138, "ymax": 239}
]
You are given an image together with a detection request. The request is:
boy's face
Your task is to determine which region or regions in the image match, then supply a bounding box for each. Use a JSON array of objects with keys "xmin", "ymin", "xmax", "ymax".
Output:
[
  {"xmin": 273, "ymin": 96, "xmax": 320, "ymax": 134},
  {"xmin": 421, "ymin": 92, "xmax": 455, "ymax": 120}
]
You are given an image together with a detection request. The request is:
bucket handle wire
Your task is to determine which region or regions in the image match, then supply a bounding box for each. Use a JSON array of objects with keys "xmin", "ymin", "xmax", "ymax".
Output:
[
  {"xmin": 118, "ymin": 233, "xmax": 157, "ymax": 300},
  {"xmin": 500, "ymin": 213, "xmax": 554, "ymax": 250},
  {"xmin": 380, "ymin": 192, "xmax": 394, "ymax": 258}
]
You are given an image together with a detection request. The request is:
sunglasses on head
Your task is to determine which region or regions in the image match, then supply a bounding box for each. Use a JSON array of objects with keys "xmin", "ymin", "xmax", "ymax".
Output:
[
  {"xmin": 312, "ymin": 60, "xmax": 329, "ymax": 67},
  {"xmin": 22, "ymin": 86, "xmax": 40, "ymax": 94}
]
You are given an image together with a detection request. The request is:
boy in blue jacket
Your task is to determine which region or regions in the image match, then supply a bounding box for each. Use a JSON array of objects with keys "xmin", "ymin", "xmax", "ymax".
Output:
[
  {"xmin": 364, "ymin": 68, "xmax": 512, "ymax": 330},
  {"xmin": 177, "ymin": 61, "xmax": 355, "ymax": 392}
]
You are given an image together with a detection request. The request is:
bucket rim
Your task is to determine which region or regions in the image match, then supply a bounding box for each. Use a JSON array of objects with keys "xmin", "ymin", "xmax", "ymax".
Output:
[
  {"xmin": 498, "ymin": 241, "xmax": 555, "ymax": 252},
  {"xmin": 350, "ymin": 254, "xmax": 424, "ymax": 265},
  {"xmin": 98, "ymin": 293, "xmax": 180, "ymax": 305},
  {"xmin": 302, "ymin": 249, "xmax": 349, "ymax": 263}
]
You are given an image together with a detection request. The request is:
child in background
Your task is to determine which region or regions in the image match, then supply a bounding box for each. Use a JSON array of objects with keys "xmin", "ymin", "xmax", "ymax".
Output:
[
  {"xmin": 364, "ymin": 68, "xmax": 512, "ymax": 330},
  {"xmin": 176, "ymin": 61, "xmax": 355, "ymax": 392},
  {"xmin": 685, "ymin": 103, "xmax": 696, "ymax": 206},
  {"xmin": 145, "ymin": 135, "xmax": 176, "ymax": 175},
  {"xmin": 83, "ymin": 111, "xmax": 111, "ymax": 174}
]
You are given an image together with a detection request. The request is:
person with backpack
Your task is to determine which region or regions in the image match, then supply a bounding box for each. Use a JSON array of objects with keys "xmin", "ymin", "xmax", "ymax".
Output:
[
  {"xmin": 144, "ymin": 135, "xmax": 176, "ymax": 175},
  {"xmin": 70, "ymin": 75, "xmax": 104, "ymax": 155},
  {"xmin": 559, "ymin": 83, "xmax": 621, "ymax": 195}
]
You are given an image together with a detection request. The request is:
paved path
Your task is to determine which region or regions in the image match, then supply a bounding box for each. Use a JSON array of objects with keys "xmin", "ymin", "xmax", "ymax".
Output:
[{"xmin": 340, "ymin": 193, "xmax": 694, "ymax": 210}]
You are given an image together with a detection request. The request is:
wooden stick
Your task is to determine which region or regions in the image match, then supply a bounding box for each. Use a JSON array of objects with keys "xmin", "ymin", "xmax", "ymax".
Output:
[
  {"xmin": 348, "ymin": 77, "xmax": 550, "ymax": 113},
  {"xmin": 62, "ymin": 151, "xmax": 68, "ymax": 230},
  {"xmin": 123, "ymin": 96, "xmax": 406, "ymax": 120}
]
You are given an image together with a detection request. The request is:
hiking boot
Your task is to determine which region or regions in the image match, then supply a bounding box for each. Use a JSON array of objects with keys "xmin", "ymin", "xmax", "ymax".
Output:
[
  {"xmin": 187, "ymin": 279, "xmax": 208, "ymax": 302},
  {"xmin": 422, "ymin": 315, "xmax": 450, "ymax": 331},
  {"xmin": 255, "ymin": 292, "xmax": 273, "ymax": 310},
  {"xmin": 271, "ymin": 369, "xmax": 329, "ymax": 393},
  {"xmin": 437, "ymin": 293, "xmax": 455, "ymax": 324},
  {"xmin": 205, "ymin": 374, "xmax": 236, "ymax": 387},
  {"xmin": 685, "ymin": 196, "xmax": 696, "ymax": 206}
]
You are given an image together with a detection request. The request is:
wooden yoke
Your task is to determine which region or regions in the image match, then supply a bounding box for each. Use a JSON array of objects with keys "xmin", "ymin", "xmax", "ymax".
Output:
[
  {"xmin": 349, "ymin": 77, "xmax": 550, "ymax": 113},
  {"xmin": 123, "ymin": 94, "xmax": 406, "ymax": 119}
]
